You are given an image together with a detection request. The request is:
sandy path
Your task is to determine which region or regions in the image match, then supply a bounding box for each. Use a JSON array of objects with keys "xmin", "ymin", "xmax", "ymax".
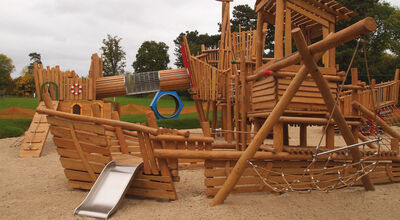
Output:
[{"xmin": 1, "ymin": 128, "xmax": 400, "ymax": 219}]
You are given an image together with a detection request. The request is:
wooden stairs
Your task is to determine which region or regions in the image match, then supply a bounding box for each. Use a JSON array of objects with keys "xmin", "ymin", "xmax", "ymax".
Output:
[{"xmin": 19, "ymin": 101, "xmax": 59, "ymax": 157}]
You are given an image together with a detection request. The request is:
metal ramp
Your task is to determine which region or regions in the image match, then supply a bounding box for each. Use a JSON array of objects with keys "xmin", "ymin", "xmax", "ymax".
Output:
[
  {"xmin": 74, "ymin": 161, "xmax": 143, "ymax": 220},
  {"xmin": 19, "ymin": 101, "xmax": 59, "ymax": 157}
]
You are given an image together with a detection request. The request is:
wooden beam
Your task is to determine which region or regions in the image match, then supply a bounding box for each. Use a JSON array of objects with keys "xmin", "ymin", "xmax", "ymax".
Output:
[
  {"xmin": 353, "ymin": 101, "xmax": 400, "ymax": 141},
  {"xmin": 285, "ymin": 8, "xmax": 292, "ymax": 56},
  {"xmin": 274, "ymin": 0, "xmax": 285, "ymax": 59},
  {"xmin": 302, "ymin": 0, "xmax": 351, "ymax": 21},
  {"xmin": 256, "ymin": 11, "xmax": 265, "ymax": 69},
  {"xmin": 255, "ymin": 0, "xmax": 270, "ymax": 12},
  {"xmin": 288, "ymin": 0, "xmax": 335, "ymax": 23},
  {"xmin": 287, "ymin": 2, "xmax": 329, "ymax": 27}
]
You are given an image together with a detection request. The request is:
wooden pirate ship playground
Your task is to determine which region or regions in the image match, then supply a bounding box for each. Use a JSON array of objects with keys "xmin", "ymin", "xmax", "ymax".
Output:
[{"xmin": 18, "ymin": 0, "xmax": 400, "ymax": 217}]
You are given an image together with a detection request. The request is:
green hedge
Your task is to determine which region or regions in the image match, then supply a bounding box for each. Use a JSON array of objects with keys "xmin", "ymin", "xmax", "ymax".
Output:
[{"xmin": 0, "ymin": 119, "xmax": 32, "ymax": 138}]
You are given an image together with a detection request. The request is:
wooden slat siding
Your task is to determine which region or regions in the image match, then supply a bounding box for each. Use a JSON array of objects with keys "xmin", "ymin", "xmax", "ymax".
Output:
[
  {"xmin": 50, "ymin": 126, "xmax": 107, "ymax": 147},
  {"xmin": 60, "ymin": 157, "xmax": 105, "ymax": 173},
  {"xmin": 142, "ymin": 132, "xmax": 160, "ymax": 175},
  {"xmin": 137, "ymin": 131, "xmax": 152, "ymax": 174},
  {"xmin": 68, "ymin": 122, "xmax": 96, "ymax": 181},
  {"xmin": 56, "ymin": 147, "xmax": 111, "ymax": 164},
  {"xmin": 53, "ymin": 137, "xmax": 110, "ymax": 155},
  {"xmin": 47, "ymin": 116, "xmax": 105, "ymax": 134}
]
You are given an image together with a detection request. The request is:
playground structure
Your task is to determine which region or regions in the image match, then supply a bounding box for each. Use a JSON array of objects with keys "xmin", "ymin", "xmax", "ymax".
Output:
[
  {"xmin": 22, "ymin": 0, "xmax": 400, "ymax": 213},
  {"xmin": 19, "ymin": 53, "xmax": 191, "ymax": 157}
]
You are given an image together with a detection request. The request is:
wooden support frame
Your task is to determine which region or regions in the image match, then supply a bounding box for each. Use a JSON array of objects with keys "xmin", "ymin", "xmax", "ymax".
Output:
[
  {"xmin": 292, "ymin": 28, "xmax": 374, "ymax": 191},
  {"xmin": 209, "ymin": 30, "xmax": 327, "ymax": 206}
]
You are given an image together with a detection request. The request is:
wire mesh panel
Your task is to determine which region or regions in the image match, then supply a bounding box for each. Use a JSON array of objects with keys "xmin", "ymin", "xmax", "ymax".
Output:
[{"xmin": 125, "ymin": 71, "xmax": 160, "ymax": 95}]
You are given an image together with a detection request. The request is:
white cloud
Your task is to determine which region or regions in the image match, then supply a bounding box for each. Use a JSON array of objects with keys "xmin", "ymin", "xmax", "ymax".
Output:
[{"xmin": 2, "ymin": 0, "xmax": 398, "ymax": 79}]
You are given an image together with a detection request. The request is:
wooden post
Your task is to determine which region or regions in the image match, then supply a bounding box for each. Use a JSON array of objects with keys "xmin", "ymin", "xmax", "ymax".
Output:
[
  {"xmin": 284, "ymin": 8, "xmax": 292, "ymax": 57},
  {"xmin": 211, "ymin": 101, "xmax": 218, "ymax": 137},
  {"xmin": 274, "ymin": 122, "xmax": 284, "ymax": 152},
  {"xmin": 112, "ymin": 111, "xmax": 128, "ymax": 154},
  {"xmin": 256, "ymin": 11, "xmax": 264, "ymax": 69},
  {"xmin": 240, "ymin": 50, "xmax": 248, "ymax": 150},
  {"xmin": 293, "ymin": 29, "xmax": 374, "ymax": 191},
  {"xmin": 274, "ymin": 0, "xmax": 284, "ymax": 59},
  {"xmin": 391, "ymin": 138, "xmax": 399, "ymax": 154},
  {"xmin": 146, "ymin": 111, "xmax": 158, "ymax": 128},
  {"xmin": 300, "ymin": 124, "xmax": 307, "ymax": 147},
  {"xmin": 326, "ymin": 125, "xmax": 334, "ymax": 149},
  {"xmin": 395, "ymin": 69, "xmax": 399, "ymax": 105},
  {"xmin": 328, "ymin": 22, "xmax": 336, "ymax": 68},
  {"xmin": 209, "ymin": 33, "xmax": 326, "ymax": 206}
]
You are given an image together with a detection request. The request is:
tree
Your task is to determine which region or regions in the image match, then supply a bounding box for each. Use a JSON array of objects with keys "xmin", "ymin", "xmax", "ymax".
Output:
[
  {"xmin": 0, "ymin": 54, "xmax": 15, "ymax": 95},
  {"xmin": 14, "ymin": 67, "xmax": 35, "ymax": 97},
  {"xmin": 230, "ymin": 4, "xmax": 257, "ymax": 32},
  {"xmin": 100, "ymin": 34, "xmax": 126, "ymax": 76},
  {"xmin": 132, "ymin": 41, "xmax": 170, "ymax": 72},
  {"xmin": 231, "ymin": 4, "xmax": 275, "ymax": 56},
  {"xmin": 28, "ymin": 52, "xmax": 42, "ymax": 73},
  {"xmin": 173, "ymin": 31, "xmax": 220, "ymax": 67},
  {"xmin": 335, "ymin": 0, "xmax": 400, "ymax": 83}
]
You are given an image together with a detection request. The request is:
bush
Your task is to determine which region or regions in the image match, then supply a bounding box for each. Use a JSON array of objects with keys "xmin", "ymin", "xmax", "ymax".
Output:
[{"xmin": 0, "ymin": 119, "xmax": 32, "ymax": 138}]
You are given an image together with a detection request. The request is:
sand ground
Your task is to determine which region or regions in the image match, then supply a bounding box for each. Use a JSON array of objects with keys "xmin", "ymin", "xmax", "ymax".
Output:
[{"xmin": 1, "ymin": 127, "xmax": 400, "ymax": 220}]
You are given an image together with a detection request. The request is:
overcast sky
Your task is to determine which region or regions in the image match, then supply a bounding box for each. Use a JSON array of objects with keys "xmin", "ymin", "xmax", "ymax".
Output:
[{"xmin": 1, "ymin": 0, "xmax": 399, "ymax": 79}]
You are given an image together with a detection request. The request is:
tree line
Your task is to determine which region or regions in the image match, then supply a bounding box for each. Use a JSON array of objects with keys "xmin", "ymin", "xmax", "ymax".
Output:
[{"xmin": 1, "ymin": 1, "xmax": 399, "ymax": 97}]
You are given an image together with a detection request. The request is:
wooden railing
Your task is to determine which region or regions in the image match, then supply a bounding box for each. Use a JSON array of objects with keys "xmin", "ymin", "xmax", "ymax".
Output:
[{"xmin": 340, "ymin": 69, "xmax": 399, "ymax": 115}]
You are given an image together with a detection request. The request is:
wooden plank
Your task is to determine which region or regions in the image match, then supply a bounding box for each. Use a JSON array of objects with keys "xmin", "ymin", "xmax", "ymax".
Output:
[
  {"xmin": 287, "ymin": 2, "xmax": 329, "ymax": 27},
  {"xmin": 68, "ymin": 180, "xmax": 93, "ymax": 190},
  {"xmin": 60, "ymin": 157, "xmax": 105, "ymax": 173},
  {"xmin": 131, "ymin": 179, "xmax": 174, "ymax": 191},
  {"xmin": 50, "ymin": 126, "xmax": 107, "ymax": 147},
  {"xmin": 64, "ymin": 169, "xmax": 99, "ymax": 182},
  {"xmin": 47, "ymin": 116, "xmax": 105, "ymax": 134},
  {"xmin": 53, "ymin": 137, "xmax": 110, "ymax": 155},
  {"xmin": 56, "ymin": 147, "xmax": 111, "ymax": 164},
  {"xmin": 127, "ymin": 188, "xmax": 177, "ymax": 200},
  {"xmin": 69, "ymin": 123, "xmax": 97, "ymax": 181}
]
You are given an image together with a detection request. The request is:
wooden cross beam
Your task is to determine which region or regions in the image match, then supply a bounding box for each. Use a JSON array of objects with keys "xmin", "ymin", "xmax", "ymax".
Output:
[
  {"xmin": 209, "ymin": 45, "xmax": 327, "ymax": 206},
  {"xmin": 293, "ymin": 28, "xmax": 374, "ymax": 191}
]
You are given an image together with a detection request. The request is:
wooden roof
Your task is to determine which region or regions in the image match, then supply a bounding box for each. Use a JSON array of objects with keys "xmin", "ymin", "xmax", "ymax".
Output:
[{"xmin": 255, "ymin": 0, "xmax": 357, "ymax": 30}]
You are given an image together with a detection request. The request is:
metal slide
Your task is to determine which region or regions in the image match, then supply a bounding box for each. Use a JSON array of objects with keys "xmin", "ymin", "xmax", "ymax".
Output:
[{"xmin": 74, "ymin": 161, "xmax": 143, "ymax": 219}]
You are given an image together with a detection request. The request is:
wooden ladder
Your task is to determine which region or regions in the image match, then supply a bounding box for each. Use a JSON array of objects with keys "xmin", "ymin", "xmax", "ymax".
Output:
[{"xmin": 19, "ymin": 101, "xmax": 59, "ymax": 157}]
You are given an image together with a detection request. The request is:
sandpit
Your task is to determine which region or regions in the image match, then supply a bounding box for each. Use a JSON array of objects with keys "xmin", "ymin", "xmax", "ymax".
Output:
[{"xmin": 1, "ymin": 127, "xmax": 400, "ymax": 219}]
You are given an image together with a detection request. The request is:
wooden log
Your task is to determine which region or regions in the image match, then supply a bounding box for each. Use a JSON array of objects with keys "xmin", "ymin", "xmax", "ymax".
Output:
[
  {"xmin": 37, "ymin": 108, "xmax": 159, "ymax": 135},
  {"xmin": 293, "ymin": 28, "xmax": 374, "ymax": 191},
  {"xmin": 353, "ymin": 101, "xmax": 400, "ymax": 140},
  {"xmin": 96, "ymin": 75, "xmax": 126, "ymax": 99},
  {"xmin": 247, "ymin": 17, "xmax": 377, "ymax": 81},
  {"xmin": 391, "ymin": 138, "xmax": 399, "ymax": 154},
  {"xmin": 255, "ymin": 12, "xmax": 264, "ymax": 69},
  {"xmin": 300, "ymin": 124, "xmax": 307, "ymax": 147},
  {"xmin": 274, "ymin": 0, "xmax": 284, "ymax": 59},
  {"xmin": 153, "ymin": 149, "xmax": 400, "ymax": 161}
]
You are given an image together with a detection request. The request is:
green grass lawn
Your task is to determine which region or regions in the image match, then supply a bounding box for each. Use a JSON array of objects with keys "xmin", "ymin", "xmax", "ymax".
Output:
[
  {"xmin": 0, "ymin": 96, "xmax": 202, "ymax": 138},
  {"xmin": 121, "ymin": 112, "xmax": 202, "ymax": 129},
  {"xmin": 0, "ymin": 97, "xmax": 38, "ymax": 110},
  {"xmin": 0, "ymin": 119, "xmax": 32, "ymax": 138},
  {"xmin": 106, "ymin": 95, "xmax": 195, "ymax": 107}
]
